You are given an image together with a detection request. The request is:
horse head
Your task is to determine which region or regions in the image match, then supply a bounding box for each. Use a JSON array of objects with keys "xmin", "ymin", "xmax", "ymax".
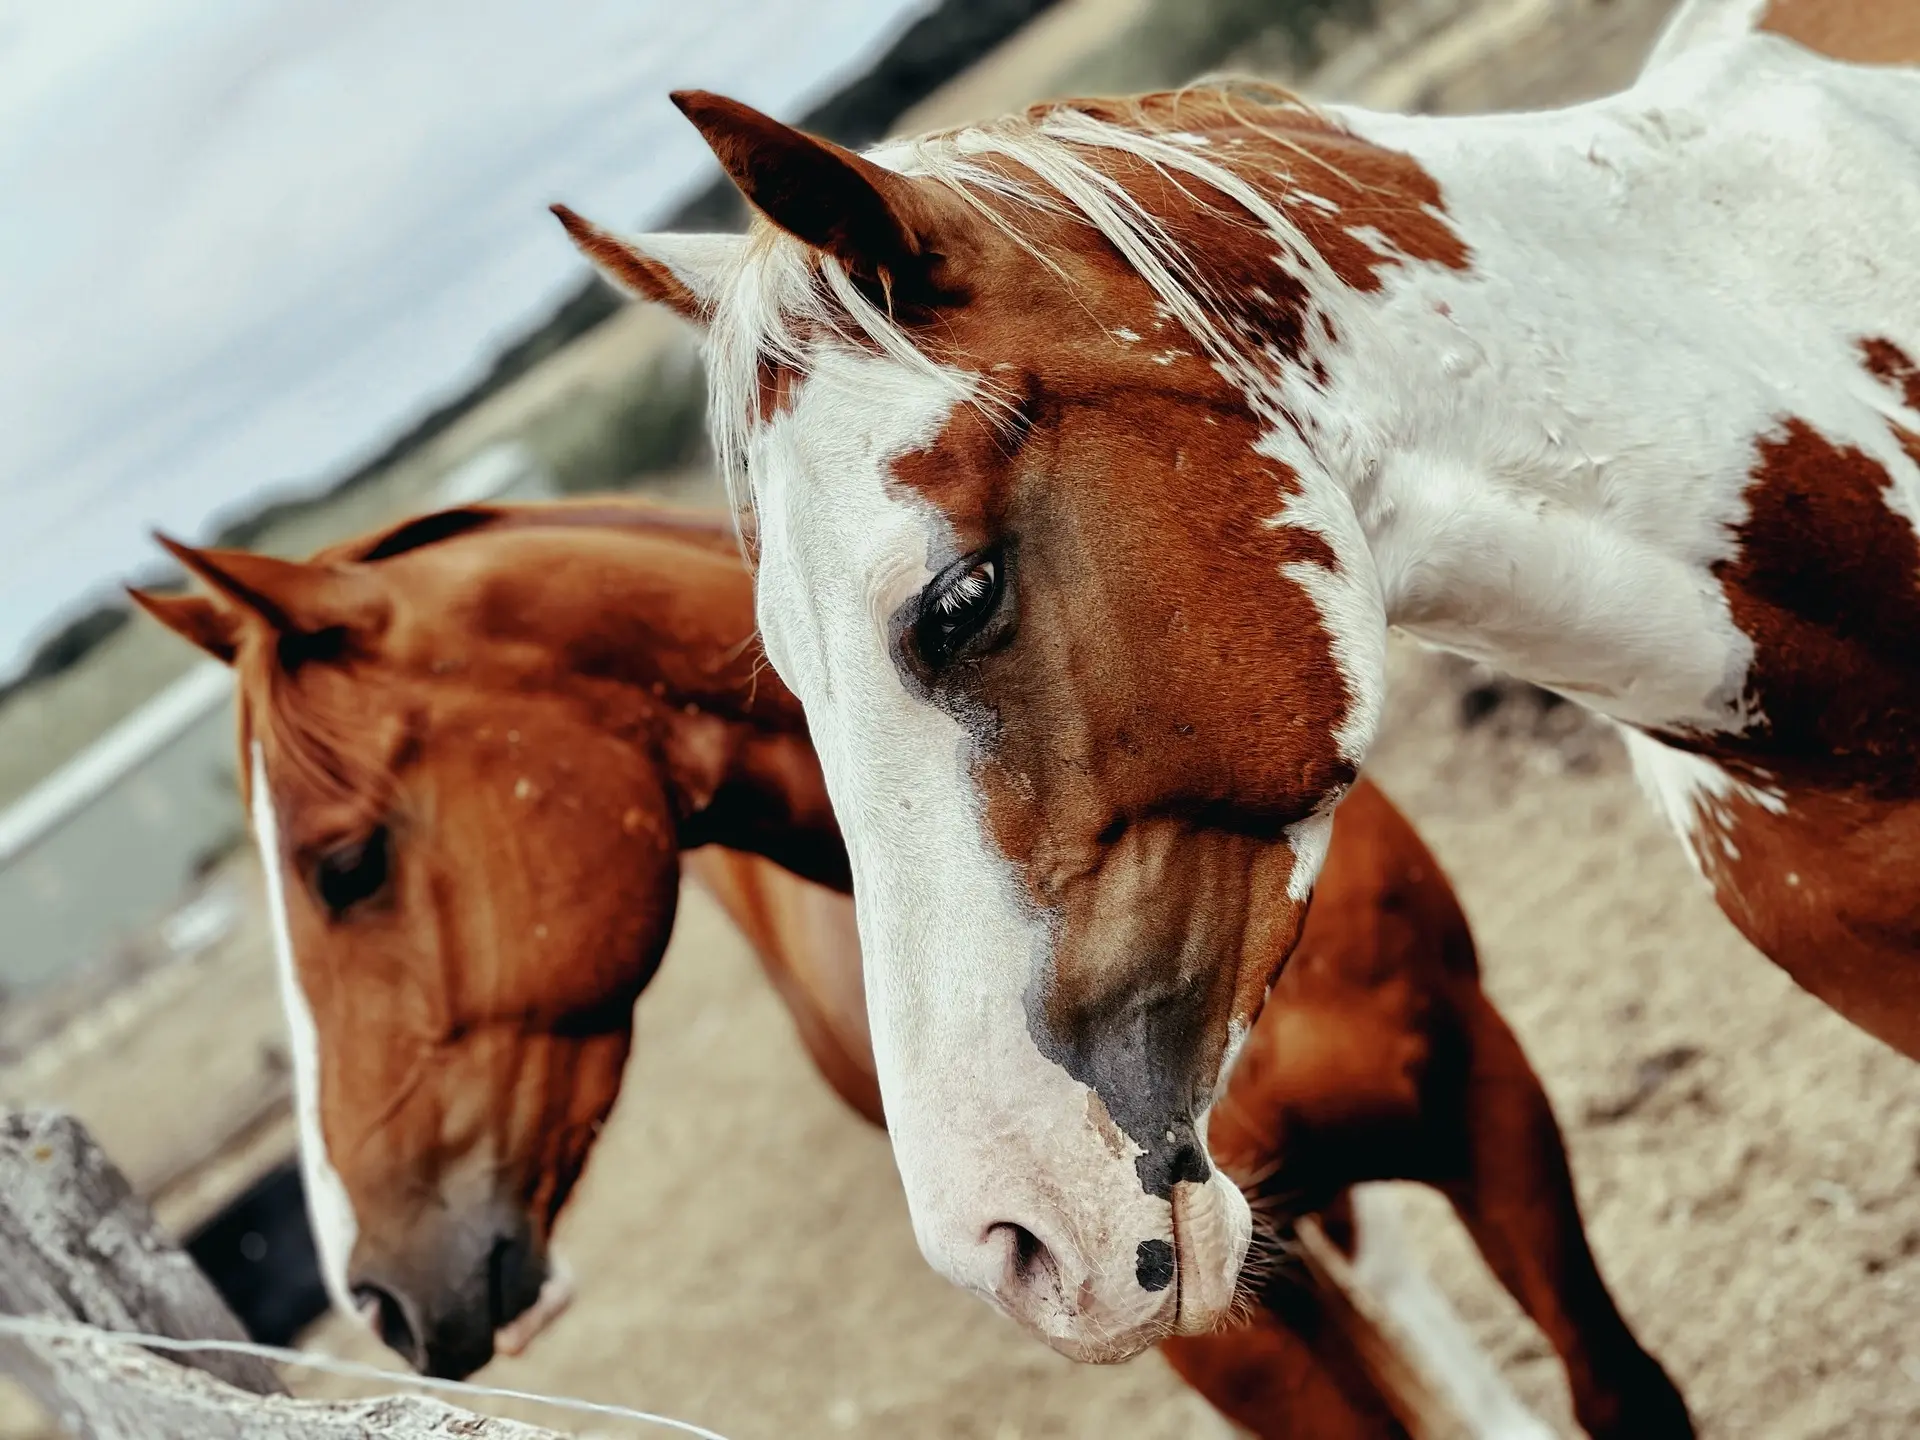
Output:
[
  {"xmin": 550, "ymin": 86, "xmax": 1468, "ymax": 1357},
  {"xmin": 135, "ymin": 504, "xmax": 838, "ymax": 1376}
]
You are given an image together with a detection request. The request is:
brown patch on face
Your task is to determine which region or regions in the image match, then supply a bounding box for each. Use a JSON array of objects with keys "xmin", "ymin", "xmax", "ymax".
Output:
[
  {"xmin": 1760, "ymin": 0, "xmax": 1920, "ymax": 66},
  {"xmin": 1707, "ymin": 417, "xmax": 1920, "ymax": 793}
]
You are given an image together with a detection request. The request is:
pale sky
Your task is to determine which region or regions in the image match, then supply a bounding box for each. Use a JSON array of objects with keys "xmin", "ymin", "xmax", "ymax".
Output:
[{"xmin": 0, "ymin": 0, "xmax": 930, "ymax": 675}]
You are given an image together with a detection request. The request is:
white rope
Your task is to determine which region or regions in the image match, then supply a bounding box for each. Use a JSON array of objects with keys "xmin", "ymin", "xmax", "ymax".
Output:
[{"xmin": 0, "ymin": 1313, "xmax": 734, "ymax": 1440}]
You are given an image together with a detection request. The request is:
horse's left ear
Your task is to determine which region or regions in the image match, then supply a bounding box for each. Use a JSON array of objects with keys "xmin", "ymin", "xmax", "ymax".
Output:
[
  {"xmin": 127, "ymin": 587, "xmax": 241, "ymax": 664},
  {"xmin": 549, "ymin": 206, "xmax": 744, "ymax": 326},
  {"xmin": 668, "ymin": 89, "xmax": 967, "ymax": 307},
  {"xmin": 152, "ymin": 535, "xmax": 391, "ymax": 651}
]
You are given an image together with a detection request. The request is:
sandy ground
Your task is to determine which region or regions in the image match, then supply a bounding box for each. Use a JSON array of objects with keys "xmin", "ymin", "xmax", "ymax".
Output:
[{"xmin": 261, "ymin": 638, "xmax": 1920, "ymax": 1440}]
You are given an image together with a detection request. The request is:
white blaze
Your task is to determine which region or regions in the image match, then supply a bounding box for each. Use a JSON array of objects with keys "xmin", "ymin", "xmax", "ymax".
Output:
[{"xmin": 250, "ymin": 741, "xmax": 359, "ymax": 1315}]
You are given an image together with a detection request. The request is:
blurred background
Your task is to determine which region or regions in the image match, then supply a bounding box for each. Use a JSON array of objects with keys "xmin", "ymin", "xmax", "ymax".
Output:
[{"xmin": 2, "ymin": 1, "xmax": 1917, "ymax": 1436}]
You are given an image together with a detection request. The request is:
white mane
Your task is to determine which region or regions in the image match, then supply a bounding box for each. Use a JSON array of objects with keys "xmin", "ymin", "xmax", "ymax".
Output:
[{"xmin": 701, "ymin": 86, "xmax": 1359, "ymax": 528}]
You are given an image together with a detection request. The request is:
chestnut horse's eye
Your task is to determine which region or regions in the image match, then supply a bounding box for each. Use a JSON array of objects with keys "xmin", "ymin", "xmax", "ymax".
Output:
[
  {"xmin": 312, "ymin": 827, "xmax": 391, "ymax": 917},
  {"xmin": 914, "ymin": 547, "xmax": 1008, "ymax": 670}
]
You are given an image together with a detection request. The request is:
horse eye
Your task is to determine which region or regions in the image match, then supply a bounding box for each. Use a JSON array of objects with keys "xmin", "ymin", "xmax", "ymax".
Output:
[
  {"xmin": 312, "ymin": 827, "xmax": 391, "ymax": 917},
  {"xmin": 915, "ymin": 548, "xmax": 1006, "ymax": 669}
]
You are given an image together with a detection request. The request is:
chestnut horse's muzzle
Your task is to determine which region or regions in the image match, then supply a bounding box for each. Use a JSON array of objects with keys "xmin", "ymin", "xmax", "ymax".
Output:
[{"xmin": 348, "ymin": 1207, "xmax": 550, "ymax": 1378}]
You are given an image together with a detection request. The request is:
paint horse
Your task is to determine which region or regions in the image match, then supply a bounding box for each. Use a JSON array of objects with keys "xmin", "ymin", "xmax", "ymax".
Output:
[
  {"xmin": 550, "ymin": 0, "xmax": 1920, "ymax": 1359},
  {"xmin": 133, "ymin": 500, "xmax": 1687, "ymax": 1437}
]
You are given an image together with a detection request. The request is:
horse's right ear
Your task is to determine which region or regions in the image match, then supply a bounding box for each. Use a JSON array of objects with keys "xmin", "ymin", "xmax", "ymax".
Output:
[
  {"xmin": 127, "ymin": 587, "xmax": 240, "ymax": 665},
  {"xmin": 549, "ymin": 205, "xmax": 742, "ymax": 325},
  {"xmin": 151, "ymin": 534, "xmax": 391, "ymax": 653},
  {"xmin": 667, "ymin": 90, "xmax": 967, "ymax": 309}
]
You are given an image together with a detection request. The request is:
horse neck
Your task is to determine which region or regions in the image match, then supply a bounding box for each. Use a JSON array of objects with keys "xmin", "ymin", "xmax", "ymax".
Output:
[
  {"xmin": 612, "ymin": 570, "xmax": 846, "ymax": 892},
  {"xmin": 1235, "ymin": 38, "xmax": 1920, "ymax": 735},
  {"xmin": 475, "ymin": 526, "xmax": 850, "ymax": 893},
  {"xmin": 671, "ymin": 704, "xmax": 849, "ymax": 894}
]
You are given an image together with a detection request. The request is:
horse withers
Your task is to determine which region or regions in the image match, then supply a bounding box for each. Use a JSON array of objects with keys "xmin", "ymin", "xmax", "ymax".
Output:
[
  {"xmin": 136, "ymin": 500, "xmax": 1686, "ymax": 1435},
  {"xmin": 552, "ymin": 0, "xmax": 1920, "ymax": 1357}
]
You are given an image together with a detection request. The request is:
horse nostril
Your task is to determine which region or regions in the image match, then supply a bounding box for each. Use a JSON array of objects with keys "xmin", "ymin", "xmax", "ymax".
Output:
[
  {"xmin": 352, "ymin": 1284, "xmax": 423, "ymax": 1369},
  {"xmin": 989, "ymin": 1221, "xmax": 1054, "ymax": 1289},
  {"xmin": 486, "ymin": 1231, "xmax": 541, "ymax": 1330},
  {"xmin": 1135, "ymin": 1238, "xmax": 1175, "ymax": 1292}
]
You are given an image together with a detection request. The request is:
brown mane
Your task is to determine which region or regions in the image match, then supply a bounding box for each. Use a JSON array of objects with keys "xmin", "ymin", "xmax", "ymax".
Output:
[{"xmin": 323, "ymin": 495, "xmax": 738, "ymax": 566}]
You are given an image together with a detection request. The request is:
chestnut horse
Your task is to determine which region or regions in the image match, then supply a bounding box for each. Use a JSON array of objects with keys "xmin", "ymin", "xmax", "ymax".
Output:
[
  {"xmin": 551, "ymin": 0, "xmax": 1920, "ymax": 1356},
  {"xmin": 134, "ymin": 500, "xmax": 1686, "ymax": 1436}
]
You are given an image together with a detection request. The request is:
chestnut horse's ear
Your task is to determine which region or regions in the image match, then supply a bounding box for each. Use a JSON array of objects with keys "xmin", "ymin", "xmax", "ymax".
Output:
[
  {"xmin": 668, "ymin": 89, "xmax": 963, "ymax": 306},
  {"xmin": 151, "ymin": 534, "xmax": 391, "ymax": 649},
  {"xmin": 549, "ymin": 206, "xmax": 744, "ymax": 325},
  {"xmin": 126, "ymin": 587, "xmax": 241, "ymax": 665}
]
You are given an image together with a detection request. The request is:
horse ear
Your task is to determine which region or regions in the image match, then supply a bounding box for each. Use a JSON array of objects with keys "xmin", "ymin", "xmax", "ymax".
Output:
[
  {"xmin": 668, "ymin": 89, "xmax": 964, "ymax": 306},
  {"xmin": 549, "ymin": 206, "xmax": 743, "ymax": 325},
  {"xmin": 152, "ymin": 535, "xmax": 390, "ymax": 648},
  {"xmin": 127, "ymin": 587, "xmax": 241, "ymax": 664}
]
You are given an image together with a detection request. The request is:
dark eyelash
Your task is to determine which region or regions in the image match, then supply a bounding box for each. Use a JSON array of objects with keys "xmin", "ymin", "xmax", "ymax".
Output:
[{"xmin": 915, "ymin": 548, "xmax": 1006, "ymax": 669}]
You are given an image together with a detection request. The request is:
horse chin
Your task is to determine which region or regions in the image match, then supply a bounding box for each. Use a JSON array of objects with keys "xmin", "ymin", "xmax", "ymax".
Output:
[
  {"xmin": 1171, "ymin": 1174, "xmax": 1253, "ymax": 1338},
  {"xmin": 492, "ymin": 1256, "xmax": 576, "ymax": 1358},
  {"xmin": 1038, "ymin": 1322, "xmax": 1173, "ymax": 1366}
]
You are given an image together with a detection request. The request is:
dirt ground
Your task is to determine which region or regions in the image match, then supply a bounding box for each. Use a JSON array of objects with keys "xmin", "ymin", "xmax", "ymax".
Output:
[{"xmin": 271, "ymin": 636, "xmax": 1920, "ymax": 1440}]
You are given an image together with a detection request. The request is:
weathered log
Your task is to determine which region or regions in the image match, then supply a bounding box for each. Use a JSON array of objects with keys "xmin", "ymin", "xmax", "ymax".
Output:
[
  {"xmin": 0, "ymin": 1109, "xmax": 280, "ymax": 1400},
  {"xmin": 12, "ymin": 1334, "xmax": 568, "ymax": 1440},
  {"xmin": 0, "ymin": 1109, "xmax": 568, "ymax": 1439}
]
